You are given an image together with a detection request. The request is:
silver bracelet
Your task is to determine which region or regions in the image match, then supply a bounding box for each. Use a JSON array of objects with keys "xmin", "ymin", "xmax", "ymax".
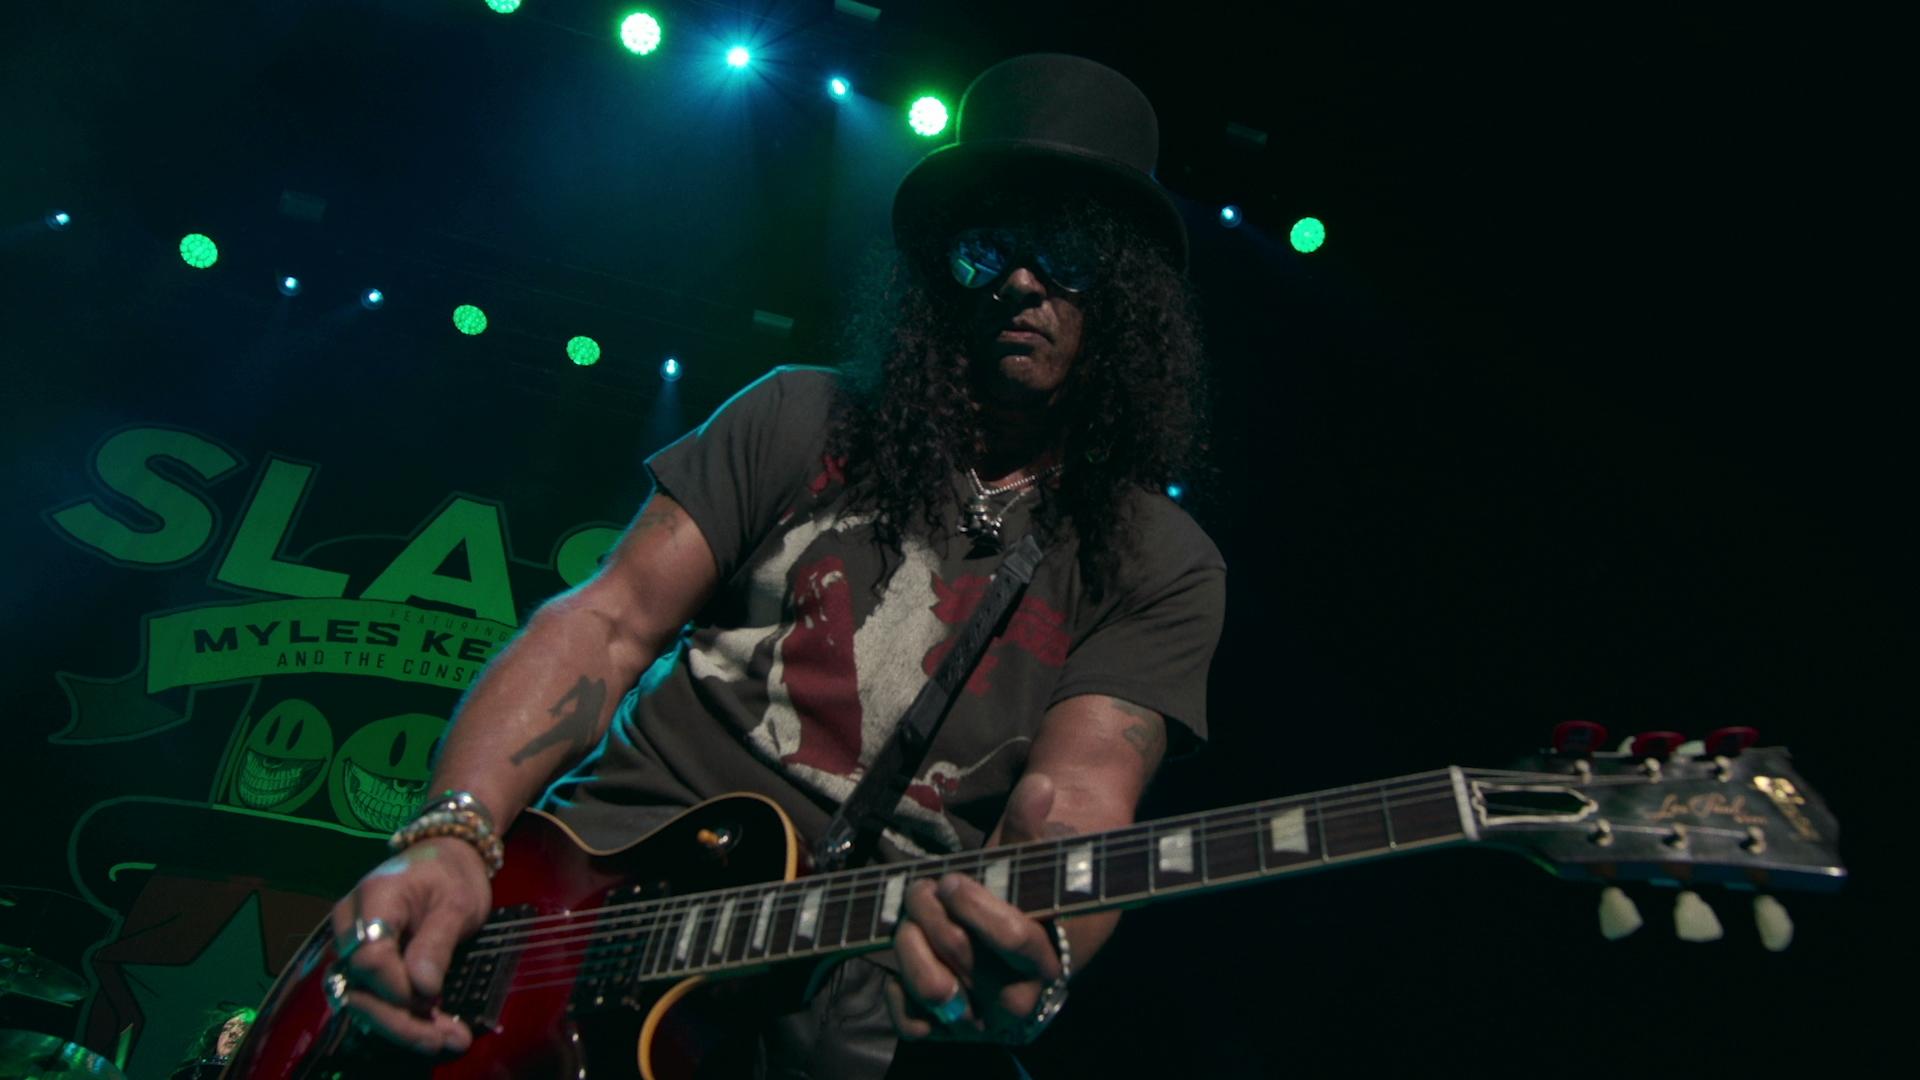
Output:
[
  {"xmin": 422, "ymin": 789, "xmax": 496, "ymax": 833},
  {"xmin": 1018, "ymin": 920, "xmax": 1072, "ymax": 1039}
]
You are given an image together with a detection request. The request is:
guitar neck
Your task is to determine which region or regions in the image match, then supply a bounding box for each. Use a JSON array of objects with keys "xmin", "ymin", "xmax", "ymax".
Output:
[{"xmin": 592, "ymin": 768, "xmax": 1476, "ymax": 986}]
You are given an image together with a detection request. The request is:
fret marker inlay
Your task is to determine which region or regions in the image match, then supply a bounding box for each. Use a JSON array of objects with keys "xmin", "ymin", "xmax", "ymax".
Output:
[
  {"xmin": 1268, "ymin": 807, "xmax": 1309, "ymax": 854},
  {"xmin": 1157, "ymin": 830, "xmax": 1194, "ymax": 874},
  {"xmin": 750, "ymin": 892, "xmax": 775, "ymax": 952},
  {"xmin": 672, "ymin": 902, "xmax": 703, "ymax": 964},
  {"xmin": 880, "ymin": 874, "xmax": 906, "ymax": 928},
  {"xmin": 796, "ymin": 886, "xmax": 825, "ymax": 942},
  {"xmin": 711, "ymin": 896, "xmax": 738, "ymax": 959},
  {"xmin": 983, "ymin": 858, "xmax": 1011, "ymax": 902},
  {"xmin": 1065, "ymin": 843, "xmax": 1094, "ymax": 895}
]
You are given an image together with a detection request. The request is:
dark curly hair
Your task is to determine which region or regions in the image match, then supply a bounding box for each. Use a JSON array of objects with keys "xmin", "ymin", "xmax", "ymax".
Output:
[{"xmin": 828, "ymin": 191, "xmax": 1210, "ymax": 597}]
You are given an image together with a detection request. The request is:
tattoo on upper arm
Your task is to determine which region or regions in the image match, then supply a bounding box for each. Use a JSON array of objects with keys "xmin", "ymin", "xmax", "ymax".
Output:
[
  {"xmin": 1109, "ymin": 698, "xmax": 1166, "ymax": 765},
  {"xmin": 509, "ymin": 675, "xmax": 609, "ymax": 766}
]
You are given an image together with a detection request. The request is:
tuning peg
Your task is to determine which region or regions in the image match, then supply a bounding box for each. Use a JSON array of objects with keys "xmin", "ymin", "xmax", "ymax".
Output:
[
  {"xmin": 1754, "ymin": 895, "xmax": 1794, "ymax": 952},
  {"xmin": 1553, "ymin": 720, "xmax": 1610, "ymax": 755},
  {"xmin": 1630, "ymin": 731, "xmax": 1687, "ymax": 760},
  {"xmin": 1673, "ymin": 890, "xmax": 1724, "ymax": 943},
  {"xmin": 1705, "ymin": 726, "xmax": 1760, "ymax": 757},
  {"xmin": 1598, "ymin": 886, "xmax": 1643, "ymax": 941}
]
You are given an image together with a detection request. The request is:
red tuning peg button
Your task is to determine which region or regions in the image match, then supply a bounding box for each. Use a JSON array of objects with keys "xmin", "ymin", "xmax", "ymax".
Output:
[
  {"xmin": 1552, "ymin": 720, "xmax": 1611, "ymax": 755},
  {"xmin": 1704, "ymin": 726, "xmax": 1759, "ymax": 756},
  {"xmin": 1629, "ymin": 731, "xmax": 1687, "ymax": 760}
]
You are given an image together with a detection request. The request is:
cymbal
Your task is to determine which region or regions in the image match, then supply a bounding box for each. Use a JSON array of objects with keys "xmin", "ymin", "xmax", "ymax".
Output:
[
  {"xmin": 0, "ymin": 945, "xmax": 85, "ymax": 1004},
  {"xmin": 0, "ymin": 1029, "xmax": 126, "ymax": 1079}
]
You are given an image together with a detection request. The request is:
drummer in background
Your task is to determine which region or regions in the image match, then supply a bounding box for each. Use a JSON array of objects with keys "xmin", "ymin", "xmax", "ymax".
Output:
[{"xmin": 168, "ymin": 1005, "xmax": 255, "ymax": 1080}]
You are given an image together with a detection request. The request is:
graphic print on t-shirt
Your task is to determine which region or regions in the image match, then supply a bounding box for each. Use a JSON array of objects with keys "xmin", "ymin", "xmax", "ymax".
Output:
[
  {"xmin": 685, "ymin": 504, "xmax": 1058, "ymax": 854},
  {"xmin": 924, "ymin": 577, "xmax": 1071, "ymax": 695}
]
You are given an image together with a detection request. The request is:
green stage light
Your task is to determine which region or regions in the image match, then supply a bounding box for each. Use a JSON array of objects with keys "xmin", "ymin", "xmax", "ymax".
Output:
[
  {"xmin": 486, "ymin": 0, "xmax": 521, "ymax": 14},
  {"xmin": 1290, "ymin": 216, "xmax": 1326, "ymax": 254},
  {"xmin": 453, "ymin": 305, "xmax": 489, "ymax": 335},
  {"xmin": 567, "ymin": 336, "xmax": 601, "ymax": 366},
  {"xmin": 179, "ymin": 233, "xmax": 218, "ymax": 269},
  {"xmin": 620, "ymin": 12, "xmax": 661, "ymax": 55},
  {"xmin": 908, "ymin": 96, "xmax": 948, "ymax": 137}
]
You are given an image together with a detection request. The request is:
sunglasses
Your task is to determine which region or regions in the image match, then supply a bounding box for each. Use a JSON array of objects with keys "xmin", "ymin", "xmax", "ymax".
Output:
[{"xmin": 945, "ymin": 227, "xmax": 1101, "ymax": 295}]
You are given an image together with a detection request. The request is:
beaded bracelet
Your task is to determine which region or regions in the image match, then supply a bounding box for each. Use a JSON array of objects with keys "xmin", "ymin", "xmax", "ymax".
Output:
[{"xmin": 389, "ymin": 793, "xmax": 504, "ymax": 877}]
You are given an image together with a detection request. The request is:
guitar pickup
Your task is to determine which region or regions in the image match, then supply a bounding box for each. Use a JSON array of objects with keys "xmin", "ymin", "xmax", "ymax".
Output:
[{"xmin": 444, "ymin": 903, "xmax": 536, "ymax": 1033}]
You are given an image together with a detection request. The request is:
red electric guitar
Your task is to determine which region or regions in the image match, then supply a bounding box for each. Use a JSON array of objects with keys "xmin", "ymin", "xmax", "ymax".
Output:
[{"xmin": 227, "ymin": 733, "xmax": 1844, "ymax": 1079}]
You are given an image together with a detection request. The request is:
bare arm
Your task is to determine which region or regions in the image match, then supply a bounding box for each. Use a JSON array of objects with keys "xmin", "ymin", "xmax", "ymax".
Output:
[
  {"xmin": 333, "ymin": 490, "xmax": 720, "ymax": 1053},
  {"xmin": 426, "ymin": 490, "xmax": 720, "ymax": 832},
  {"xmin": 890, "ymin": 693, "xmax": 1167, "ymax": 1040},
  {"xmin": 991, "ymin": 693, "xmax": 1166, "ymax": 965}
]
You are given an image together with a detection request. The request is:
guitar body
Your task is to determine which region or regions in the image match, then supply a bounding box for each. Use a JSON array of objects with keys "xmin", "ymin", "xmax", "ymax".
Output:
[{"xmin": 227, "ymin": 795, "xmax": 805, "ymax": 1080}]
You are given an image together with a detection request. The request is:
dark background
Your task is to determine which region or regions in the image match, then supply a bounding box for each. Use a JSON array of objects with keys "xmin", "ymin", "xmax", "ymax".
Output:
[{"xmin": 3, "ymin": 1, "xmax": 1898, "ymax": 1075}]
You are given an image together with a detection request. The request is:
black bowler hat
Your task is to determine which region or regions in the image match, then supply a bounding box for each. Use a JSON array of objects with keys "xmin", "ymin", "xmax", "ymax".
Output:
[{"xmin": 892, "ymin": 54, "xmax": 1188, "ymax": 268}]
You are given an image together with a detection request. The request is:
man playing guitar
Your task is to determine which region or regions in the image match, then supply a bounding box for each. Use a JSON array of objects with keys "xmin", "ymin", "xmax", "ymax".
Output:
[{"xmin": 326, "ymin": 53, "xmax": 1223, "ymax": 1078}]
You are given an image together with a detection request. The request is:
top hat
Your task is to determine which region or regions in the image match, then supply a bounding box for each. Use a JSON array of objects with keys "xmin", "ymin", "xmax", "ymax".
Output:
[{"xmin": 891, "ymin": 54, "xmax": 1188, "ymax": 268}]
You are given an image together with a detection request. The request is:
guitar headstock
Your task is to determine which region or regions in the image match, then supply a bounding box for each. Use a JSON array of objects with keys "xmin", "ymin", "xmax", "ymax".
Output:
[
  {"xmin": 1467, "ymin": 732, "xmax": 1843, "ymax": 949},
  {"xmin": 1468, "ymin": 742, "xmax": 1845, "ymax": 896}
]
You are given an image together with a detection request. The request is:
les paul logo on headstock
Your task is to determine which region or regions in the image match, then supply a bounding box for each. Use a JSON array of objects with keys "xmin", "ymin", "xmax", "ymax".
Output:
[
  {"xmin": 1753, "ymin": 776, "xmax": 1822, "ymax": 842},
  {"xmin": 1642, "ymin": 792, "xmax": 1769, "ymax": 828}
]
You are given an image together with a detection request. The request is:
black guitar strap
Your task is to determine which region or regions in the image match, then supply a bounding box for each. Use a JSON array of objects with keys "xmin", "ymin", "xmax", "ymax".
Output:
[{"xmin": 813, "ymin": 533, "xmax": 1046, "ymax": 871}]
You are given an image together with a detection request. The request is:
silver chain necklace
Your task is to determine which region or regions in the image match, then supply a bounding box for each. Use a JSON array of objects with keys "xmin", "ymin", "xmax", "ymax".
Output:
[{"xmin": 961, "ymin": 465, "xmax": 1062, "ymax": 550}]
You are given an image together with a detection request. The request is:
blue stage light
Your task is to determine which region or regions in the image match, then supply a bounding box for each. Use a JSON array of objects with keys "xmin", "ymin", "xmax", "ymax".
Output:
[
  {"xmin": 46, "ymin": 211, "xmax": 72, "ymax": 231},
  {"xmin": 1219, "ymin": 205, "xmax": 1242, "ymax": 228},
  {"xmin": 661, "ymin": 356, "xmax": 683, "ymax": 382},
  {"xmin": 726, "ymin": 46, "xmax": 751, "ymax": 69},
  {"xmin": 361, "ymin": 288, "xmax": 385, "ymax": 310},
  {"xmin": 1166, "ymin": 483, "xmax": 1185, "ymax": 501},
  {"xmin": 278, "ymin": 276, "xmax": 302, "ymax": 297},
  {"xmin": 829, "ymin": 76, "xmax": 850, "ymax": 98}
]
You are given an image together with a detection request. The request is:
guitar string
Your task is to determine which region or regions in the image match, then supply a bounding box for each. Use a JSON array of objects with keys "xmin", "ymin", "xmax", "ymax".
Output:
[
  {"xmin": 474, "ymin": 767, "xmax": 1761, "ymax": 1001},
  {"xmin": 461, "ymin": 766, "xmax": 1538, "ymax": 949},
  {"xmin": 456, "ymin": 783, "xmax": 1471, "ymax": 990},
  {"xmin": 469, "ymin": 778, "xmax": 1588, "ymax": 993},
  {"xmin": 460, "ymin": 765, "xmax": 1665, "ymax": 964},
  {"xmin": 462, "ymin": 772, "xmax": 1468, "ymax": 952},
  {"xmin": 489, "ymin": 792, "xmax": 1474, "ymax": 998},
  {"xmin": 466, "ymin": 763, "xmax": 1679, "ymax": 948}
]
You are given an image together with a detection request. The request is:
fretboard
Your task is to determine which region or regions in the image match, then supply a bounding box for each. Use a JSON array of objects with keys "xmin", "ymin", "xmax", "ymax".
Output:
[{"xmin": 571, "ymin": 768, "xmax": 1474, "ymax": 992}]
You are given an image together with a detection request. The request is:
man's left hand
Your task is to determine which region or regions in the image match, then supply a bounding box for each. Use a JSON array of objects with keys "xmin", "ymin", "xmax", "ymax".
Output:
[{"xmin": 887, "ymin": 771, "xmax": 1066, "ymax": 1042}]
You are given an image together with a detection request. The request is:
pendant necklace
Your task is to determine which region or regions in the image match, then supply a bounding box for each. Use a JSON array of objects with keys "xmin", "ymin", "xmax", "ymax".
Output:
[{"xmin": 961, "ymin": 464, "xmax": 1062, "ymax": 550}]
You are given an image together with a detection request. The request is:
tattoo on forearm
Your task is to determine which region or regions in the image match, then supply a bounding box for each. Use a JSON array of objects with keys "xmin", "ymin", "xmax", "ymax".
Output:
[
  {"xmin": 1041, "ymin": 821, "xmax": 1079, "ymax": 839},
  {"xmin": 1110, "ymin": 699, "xmax": 1166, "ymax": 764},
  {"xmin": 510, "ymin": 676, "xmax": 609, "ymax": 765}
]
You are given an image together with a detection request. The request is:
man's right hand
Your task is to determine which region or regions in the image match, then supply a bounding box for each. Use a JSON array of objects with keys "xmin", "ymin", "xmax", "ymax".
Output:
[{"xmin": 329, "ymin": 836, "xmax": 492, "ymax": 1055}]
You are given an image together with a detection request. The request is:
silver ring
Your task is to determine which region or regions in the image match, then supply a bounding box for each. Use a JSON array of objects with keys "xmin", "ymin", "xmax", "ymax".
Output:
[
  {"xmin": 337, "ymin": 916, "xmax": 390, "ymax": 962},
  {"xmin": 928, "ymin": 991, "xmax": 969, "ymax": 1026}
]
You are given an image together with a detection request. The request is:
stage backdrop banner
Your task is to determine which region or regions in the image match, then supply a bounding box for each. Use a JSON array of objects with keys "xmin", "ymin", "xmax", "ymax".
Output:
[{"xmin": 4, "ymin": 286, "xmax": 704, "ymax": 1078}]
